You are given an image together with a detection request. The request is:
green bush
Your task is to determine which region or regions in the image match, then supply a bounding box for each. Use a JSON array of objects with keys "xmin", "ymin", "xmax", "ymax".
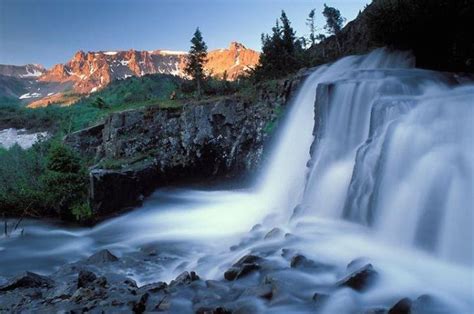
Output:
[{"xmin": 0, "ymin": 140, "xmax": 90, "ymax": 222}]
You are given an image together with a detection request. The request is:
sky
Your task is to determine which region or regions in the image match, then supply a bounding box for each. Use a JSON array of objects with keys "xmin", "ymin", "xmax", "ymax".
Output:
[{"xmin": 0, "ymin": 0, "xmax": 369, "ymax": 68}]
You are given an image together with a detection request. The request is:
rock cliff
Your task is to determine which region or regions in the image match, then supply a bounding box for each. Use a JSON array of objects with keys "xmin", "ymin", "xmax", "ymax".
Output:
[{"xmin": 65, "ymin": 75, "xmax": 305, "ymax": 216}]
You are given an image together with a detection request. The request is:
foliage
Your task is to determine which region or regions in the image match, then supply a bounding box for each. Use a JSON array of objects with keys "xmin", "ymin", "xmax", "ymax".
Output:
[
  {"xmin": 306, "ymin": 9, "xmax": 317, "ymax": 47},
  {"xmin": 322, "ymin": 4, "xmax": 345, "ymax": 35},
  {"xmin": 41, "ymin": 143, "xmax": 89, "ymax": 220},
  {"xmin": 92, "ymin": 97, "xmax": 107, "ymax": 109},
  {"xmin": 0, "ymin": 139, "xmax": 90, "ymax": 222},
  {"xmin": 252, "ymin": 11, "xmax": 304, "ymax": 80},
  {"xmin": 366, "ymin": 0, "xmax": 474, "ymax": 72},
  {"xmin": 185, "ymin": 28, "xmax": 208, "ymax": 98}
]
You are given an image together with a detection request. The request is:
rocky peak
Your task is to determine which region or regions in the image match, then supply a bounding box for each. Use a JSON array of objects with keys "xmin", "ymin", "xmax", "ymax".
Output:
[
  {"xmin": 73, "ymin": 51, "xmax": 86, "ymax": 62},
  {"xmin": 229, "ymin": 42, "xmax": 247, "ymax": 51}
]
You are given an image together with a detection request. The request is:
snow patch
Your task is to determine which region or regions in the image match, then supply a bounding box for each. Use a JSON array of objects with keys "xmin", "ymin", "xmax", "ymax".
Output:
[
  {"xmin": 104, "ymin": 51, "xmax": 118, "ymax": 55},
  {"xmin": 159, "ymin": 50, "xmax": 187, "ymax": 56},
  {"xmin": 19, "ymin": 92, "xmax": 41, "ymax": 99},
  {"xmin": 0, "ymin": 128, "xmax": 49, "ymax": 149}
]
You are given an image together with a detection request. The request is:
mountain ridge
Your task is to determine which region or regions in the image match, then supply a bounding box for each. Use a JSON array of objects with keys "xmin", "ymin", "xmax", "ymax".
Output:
[{"xmin": 0, "ymin": 42, "xmax": 260, "ymax": 108}]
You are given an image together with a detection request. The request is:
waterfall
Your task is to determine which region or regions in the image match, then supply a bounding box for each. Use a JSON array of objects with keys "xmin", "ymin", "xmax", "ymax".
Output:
[{"xmin": 267, "ymin": 49, "xmax": 474, "ymax": 265}]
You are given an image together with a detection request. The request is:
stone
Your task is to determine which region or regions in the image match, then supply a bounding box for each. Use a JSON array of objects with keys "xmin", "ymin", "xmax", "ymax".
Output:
[
  {"xmin": 224, "ymin": 255, "xmax": 262, "ymax": 281},
  {"xmin": 337, "ymin": 263, "xmax": 378, "ymax": 291},
  {"xmin": 196, "ymin": 306, "xmax": 232, "ymax": 314},
  {"xmin": 264, "ymin": 227, "xmax": 284, "ymax": 240},
  {"xmin": 388, "ymin": 298, "xmax": 412, "ymax": 314},
  {"xmin": 138, "ymin": 281, "xmax": 167, "ymax": 293},
  {"xmin": 87, "ymin": 249, "xmax": 119, "ymax": 264},
  {"xmin": 0, "ymin": 271, "xmax": 54, "ymax": 291},
  {"xmin": 132, "ymin": 293, "xmax": 149, "ymax": 314},
  {"xmin": 169, "ymin": 271, "xmax": 200, "ymax": 286},
  {"xmin": 77, "ymin": 270, "xmax": 97, "ymax": 288},
  {"xmin": 312, "ymin": 292, "xmax": 329, "ymax": 304}
]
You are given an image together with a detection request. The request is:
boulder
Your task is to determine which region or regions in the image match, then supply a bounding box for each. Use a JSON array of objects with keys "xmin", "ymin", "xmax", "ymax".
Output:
[
  {"xmin": 87, "ymin": 249, "xmax": 119, "ymax": 264},
  {"xmin": 77, "ymin": 270, "xmax": 97, "ymax": 288},
  {"xmin": 224, "ymin": 255, "xmax": 262, "ymax": 281},
  {"xmin": 169, "ymin": 271, "xmax": 200, "ymax": 287},
  {"xmin": 388, "ymin": 298, "xmax": 412, "ymax": 314},
  {"xmin": 0, "ymin": 271, "xmax": 54, "ymax": 291},
  {"xmin": 337, "ymin": 263, "xmax": 378, "ymax": 291},
  {"xmin": 132, "ymin": 292, "xmax": 149, "ymax": 314}
]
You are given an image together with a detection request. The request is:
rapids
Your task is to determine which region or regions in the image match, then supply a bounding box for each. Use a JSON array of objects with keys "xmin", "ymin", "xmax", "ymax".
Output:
[{"xmin": 1, "ymin": 49, "xmax": 473, "ymax": 313}]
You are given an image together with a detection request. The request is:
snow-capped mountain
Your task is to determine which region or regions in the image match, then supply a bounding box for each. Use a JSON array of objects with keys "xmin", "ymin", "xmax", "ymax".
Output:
[
  {"xmin": 0, "ymin": 64, "xmax": 46, "ymax": 78},
  {"xmin": 0, "ymin": 42, "xmax": 259, "ymax": 108}
]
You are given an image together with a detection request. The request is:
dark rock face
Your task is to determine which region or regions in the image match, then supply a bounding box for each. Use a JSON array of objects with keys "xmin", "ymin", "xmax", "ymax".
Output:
[
  {"xmin": 64, "ymin": 77, "xmax": 304, "ymax": 216},
  {"xmin": 86, "ymin": 249, "xmax": 119, "ymax": 264},
  {"xmin": 77, "ymin": 270, "xmax": 97, "ymax": 288},
  {"xmin": 337, "ymin": 263, "xmax": 378, "ymax": 291},
  {"xmin": 388, "ymin": 297, "xmax": 413, "ymax": 314},
  {"xmin": 224, "ymin": 255, "xmax": 262, "ymax": 281},
  {"xmin": 0, "ymin": 271, "xmax": 54, "ymax": 291}
]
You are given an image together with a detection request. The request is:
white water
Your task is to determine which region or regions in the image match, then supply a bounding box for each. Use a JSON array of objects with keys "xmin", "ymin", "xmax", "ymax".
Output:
[{"xmin": 1, "ymin": 49, "xmax": 473, "ymax": 313}]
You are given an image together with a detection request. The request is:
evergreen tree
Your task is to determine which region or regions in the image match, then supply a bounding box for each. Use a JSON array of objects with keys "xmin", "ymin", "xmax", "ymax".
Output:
[
  {"xmin": 253, "ymin": 11, "xmax": 300, "ymax": 80},
  {"xmin": 306, "ymin": 9, "xmax": 317, "ymax": 47},
  {"xmin": 92, "ymin": 97, "xmax": 107, "ymax": 109},
  {"xmin": 322, "ymin": 4, "xmax": 346, "ymax": 53},
  {"xmin": 185, "ymin": 27, "xmax": 208, "ymax": 98},
  {"xmin": 41, "ymin": 143, "xmax": 89, "ymax": 220}
]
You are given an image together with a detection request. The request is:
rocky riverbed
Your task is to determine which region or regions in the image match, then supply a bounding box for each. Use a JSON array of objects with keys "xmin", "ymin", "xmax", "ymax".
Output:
[{"xmin": 0, "ymin": 233, "xmax": 448, "ymax": 314}]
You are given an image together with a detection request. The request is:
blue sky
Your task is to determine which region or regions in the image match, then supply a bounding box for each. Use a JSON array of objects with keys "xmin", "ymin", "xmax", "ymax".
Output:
[{"xmin": 0, "ymin": 0, "xmax": 369, "ymax": 68}]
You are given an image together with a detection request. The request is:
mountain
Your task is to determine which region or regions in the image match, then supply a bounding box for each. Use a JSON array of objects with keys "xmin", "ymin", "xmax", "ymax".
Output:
[
  {"xmin": 0, "ymin": 42, "xmax": 259, "ymax": 108},
  {"xmin": 0, "ymin": 64, "xmax": 46, "ymax": 79}
]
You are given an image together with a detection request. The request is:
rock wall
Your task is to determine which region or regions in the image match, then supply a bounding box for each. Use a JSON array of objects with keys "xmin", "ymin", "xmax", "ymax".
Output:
[{"xmin": 65, "ymin": 76, "xmax": 305, "ymax": 216}]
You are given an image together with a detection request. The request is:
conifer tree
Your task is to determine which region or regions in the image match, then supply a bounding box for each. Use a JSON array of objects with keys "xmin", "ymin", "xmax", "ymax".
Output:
[
  {"xmin": 323, "ymin": 4, "xmax": 345, "ymax": 54},
  {"xmin": 185, "ymin": 28, "xmax": 208, "ymax": 98},
  {"xmin": 306, "ymin": 9, "xmax": 317, "ymax": 47}
]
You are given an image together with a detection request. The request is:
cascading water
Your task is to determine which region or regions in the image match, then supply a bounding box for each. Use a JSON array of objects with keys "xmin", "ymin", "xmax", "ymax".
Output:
[{"xmin": 1, "ymin": 49, "xmax": 472, "ymax": 313}]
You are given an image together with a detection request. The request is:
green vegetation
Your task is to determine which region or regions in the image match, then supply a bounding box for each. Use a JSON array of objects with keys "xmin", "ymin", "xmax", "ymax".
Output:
[
  {"xmin": 253, "ymin": 11, "xmax": 305, "ymax": 80},
  {"xmin": 0, "ymin": 140, "xmax": 90, "ymax": 222},
  {"xmin": 184, "ymin": 28, "xmax": 208, "ymax": 98}
]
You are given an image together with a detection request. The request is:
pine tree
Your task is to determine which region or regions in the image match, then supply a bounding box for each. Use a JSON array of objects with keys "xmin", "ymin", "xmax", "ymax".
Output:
[
  {"xmin": 253, "ymin": 11, "xmax": 300, "ymax": 80},
  {"xmin": 185, "ymin": 28, "xmax": 208, "ymax": 98},
  {"xmin": 306, "ymin": 9, "xmax": 317, "ymax": 47},
  {"xmin": 323, "ymin": 4, "xmax": 346, "ymax": 54}
]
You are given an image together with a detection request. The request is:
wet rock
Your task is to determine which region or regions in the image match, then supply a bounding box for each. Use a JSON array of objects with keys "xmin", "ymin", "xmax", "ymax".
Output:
[
  {"xmin": 138, "ymin": 281, "xmax": 167, "ymax": 293},
  {"xmin": 169, "ymin": 271, "xmax": 200, "ymax": 286},
  {"xmin": 196, "ymin": 306, "xmax": 232, "ymax": 314},
  {"xmin": 87, "ymin": 249, "xmax": 119, "ymax": 264},
  {"xmin": 388, "ymin": 298, "xmax": 412, "ymax": 314},
  {"xmin": 290, "ymin": 254, "xmax": 314, "ymax": 268},
  {"xmin": 77, "ymin": 270, "xmax": 97, "ymax": 288},
  {"xmin": 312, "ymin": 292, "xmax": 329, "ymax": 304},
  {"xmin": 0, "ymin": 271, "xmax": 54, "ymax": 291},
  {"xmin": 243, "ymin": 283, "xmax": 274, "ymax": 300},
  {"xmin": 412, "ymin": 294, "xmax": 451, "ymax": 313},
  {"xmin": 132, "ymin": 292, "xmax": 149, "ymax": 314},
  {"xmin": 154, "ymin": 295, "xmax": 171, "ymax": 311},
  {"xmin": 264, "ymin": 227, "xmax": 284, "ymax": 240},
  {"xmin": 337, "ymin": 263, "xmax": 378, "ymax": 291},
  {"xmin": 71, "ymin": 287, "xmax": 106, "ymax": 303},
  {"xmin": 124, "ymin": 278, "xmax": 138, "ymax": 288},
  {"xmin": 224, "ymin": 254, "xmax": 263, "ymax": 280},
  {"xmin": 365, "ymin": 308, "xmax": 388, "ymax": 314}
]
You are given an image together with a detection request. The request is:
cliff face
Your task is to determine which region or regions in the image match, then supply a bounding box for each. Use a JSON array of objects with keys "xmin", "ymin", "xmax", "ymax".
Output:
[
  {"xmin": 65, "ymin": 75, "xmax": 304, "ymax": 216},
  {"xmin": 38, "ymin": 42, "xmax": 259, "ymax": 93}
]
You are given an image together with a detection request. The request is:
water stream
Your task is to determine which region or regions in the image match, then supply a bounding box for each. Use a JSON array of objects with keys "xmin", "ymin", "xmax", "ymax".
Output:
[{"xmin": 1, "ymin": 49, "xmax": 473, "ymax": 313}]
